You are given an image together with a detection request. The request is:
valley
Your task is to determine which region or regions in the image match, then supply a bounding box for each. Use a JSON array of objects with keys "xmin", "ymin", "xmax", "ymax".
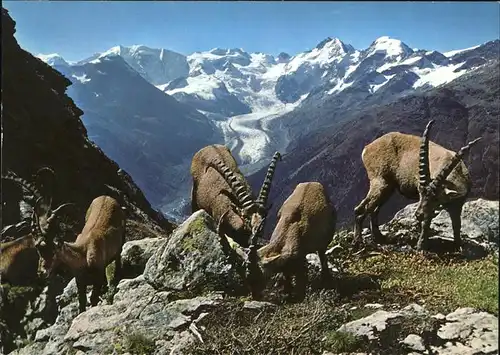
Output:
[{"xmin": 37, "ymin": 36, "xmax": 500, "ymax": 224}]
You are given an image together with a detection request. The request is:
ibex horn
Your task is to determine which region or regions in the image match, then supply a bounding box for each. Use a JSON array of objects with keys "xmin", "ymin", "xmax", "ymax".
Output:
[
  {"xmin": 418, "ymin": 120, "xmax": 434, "ymax": 190},
  {"xmin": 45, "ymin": 203, "xmax": 75, "ymax": 226},
  {"xmin": 428, "ymin": 137, "xmax": 482, "ymax": 193},
  {"xmin": 256, "ymin": 152, "xmax": 281, "ymax": 209},
  {"xmin": 210, "ymin": 159, "xmax": 255, "ymax": 209}
]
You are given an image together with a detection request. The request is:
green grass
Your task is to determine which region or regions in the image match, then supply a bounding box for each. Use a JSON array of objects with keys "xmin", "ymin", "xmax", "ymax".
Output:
[
  {"xmin": 348, "ymin": 252, "xmax": 499, "ymax": 314},
  {"xmin": 183, "ymin": 242, "xmax": 498, "ymax": 354},
  {"xmin": 323, "ymin": 330, "xmax": 362, "ymax": 353},
  {"xmin": 113, "ymin": 331, "xmax": 156, "ymax": 355}
]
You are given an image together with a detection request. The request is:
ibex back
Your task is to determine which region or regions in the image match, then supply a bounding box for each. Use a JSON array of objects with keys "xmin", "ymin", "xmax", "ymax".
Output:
[
  {"xmin": 37, "ymin": 195, "xmax": 125, "ymax": 313},
  {"xmin": 217, "ymin": 182, "xmax": 337, "ymax": 301},
  {"xmin": 354, "ymin": 120, "xmax": 481, "ymax": 250},
  {"xmin": 191, "ymin": 144, "xmax": 281, "ymax": 247}
]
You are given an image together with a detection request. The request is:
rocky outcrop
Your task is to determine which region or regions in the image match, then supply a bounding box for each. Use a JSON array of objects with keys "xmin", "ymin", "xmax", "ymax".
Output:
[
  {"xmin": 143, "ymin": 211, "xmax": 246, "ymax": 295},
  {"xmin": 10, "ymin": 210, "xmax": 244, "ymax": 355},
  {"xmin": 120, "ymin": 237, "xmax": 165, "ymax": 279},
  {"xmin": 380, "ymin": 199, "xmax": 499, "ymax": 251},
  {"xmin": 338, "ymin": 304, "xmax": 498, "ymax": 355},
  {"xmin": 8, "ymin": 202, "xmax": 499, "ymax": 354},
  {"xmin": 1, "ymin": 7, "xmax": 174, "ymax": 234}
]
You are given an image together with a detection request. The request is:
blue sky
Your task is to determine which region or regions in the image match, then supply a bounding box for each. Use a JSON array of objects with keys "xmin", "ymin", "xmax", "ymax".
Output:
[{"xmin": 4, "ymin": 1, "xmax": 499, "ymax": 62}]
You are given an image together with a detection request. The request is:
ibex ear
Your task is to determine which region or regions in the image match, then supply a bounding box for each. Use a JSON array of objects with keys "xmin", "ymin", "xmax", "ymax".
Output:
[{"xmin": 443, "ymin": 188, "xmax": 459, "ymax": 197}]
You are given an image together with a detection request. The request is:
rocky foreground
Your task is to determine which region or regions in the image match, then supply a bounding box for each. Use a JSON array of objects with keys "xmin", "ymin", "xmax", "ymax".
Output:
[{"xmin": 4, "ymin": 198, "xmax": 498, "ymax": 355}]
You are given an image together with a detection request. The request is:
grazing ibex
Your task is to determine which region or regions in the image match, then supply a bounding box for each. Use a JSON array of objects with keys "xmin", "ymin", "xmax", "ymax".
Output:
[
  {"xmin": 0, "ymin": 233, "xmax": 40, "ymax": 285},
  {"xmin": 218, "ymin": 182, "xmax": 337, "ymax": 301},
  {"xmin": 191, "ymin": 144, "xmax": 281, "ymax": 247},
  {"xmin": 1, "ymin": 169, "xmax": 71, "ymax": 285},
  {"xmin": 353, "ymin": 120, "xmax": 481, "ymax": 250},
  {"xmin": 36, "ymin": 195, "xmax": 125, "ymax": 313}
]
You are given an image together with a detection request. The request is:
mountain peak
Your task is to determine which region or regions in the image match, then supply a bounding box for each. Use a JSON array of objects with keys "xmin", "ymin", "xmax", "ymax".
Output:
[
  {"xmin": 314, "ymin": 37, "xmax": 355, "ymax": 57},
  {"xmin": 99, "ymin": 45, "xmax": 123, "ymax": 58},
  {"xmin": 367, "ymin": 36, "xmax": 413, "ymax": 58},
  {"xmin": 316, "ymin": 37, "xmax": 334, "ymax": 49},
  {"xmin": 277, "ymin": 52, "xmax": 291, "ymax": 63},
  {"xmin": 37, "ymin": 53, "xmax": 70, "ymax": 67}
]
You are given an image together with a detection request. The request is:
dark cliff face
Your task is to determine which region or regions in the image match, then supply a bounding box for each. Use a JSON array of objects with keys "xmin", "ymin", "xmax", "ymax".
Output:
[
  {"xmin": 1, "ymin": 8, "xmax": 175, "ymax": 234},
  {"xmin": 249, "ymin": 60, "xmax": 499, "ymax": 235}
]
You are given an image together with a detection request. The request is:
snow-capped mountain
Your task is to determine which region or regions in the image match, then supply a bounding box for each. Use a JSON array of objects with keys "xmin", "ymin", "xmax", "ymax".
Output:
[
  {"xmin": 78, "ymin": 45, "xmax": 190, "ymax": 85},
  {"xmin": 37, "ymin": 37, "xmax": 499, "ymax": 221},
  {"xmin": 37, "ymin": 53, "xmax": 71, "ymax": 67},
  {"xmin": 40, "ymin": 52, "xmax": 221, "ymax": 211}
]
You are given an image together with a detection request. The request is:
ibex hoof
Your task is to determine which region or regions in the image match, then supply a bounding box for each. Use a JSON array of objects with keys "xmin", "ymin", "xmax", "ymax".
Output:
[{"xmin": 453, "ymin": 240, "xmax": 463, "ymax": 252}]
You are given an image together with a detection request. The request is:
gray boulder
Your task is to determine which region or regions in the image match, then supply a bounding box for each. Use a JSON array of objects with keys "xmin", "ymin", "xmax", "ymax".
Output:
[
  {"xmin": 143, "ymin": 210, "xmax": 245, "ymax": 295},
  {"xmin": 381, "ymin": 198, "xmax": 499, "ymax": 251},
  {"xmin": 121, "ymin": 237, "xmax": 165, "ymax": 279},
  {"xmin": 337, "ymin": 304, "xmax": 498, "ymax": 355}
]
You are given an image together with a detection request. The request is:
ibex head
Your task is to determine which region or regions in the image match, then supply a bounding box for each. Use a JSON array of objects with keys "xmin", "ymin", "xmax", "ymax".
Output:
[
  {"xmin": 415, "ymin": 120, "xmax": 481, "ymax": 222},
  {"xmin": 32, "ymin": 192, "xmax": 75, "ymax": 276},
  {"xmin": 216, "ymin": 210, "xmax": 267, "ymax": 299},
  {"xmin": 208, "ymin": 151, "xmax": 281, "ymax": 240}
]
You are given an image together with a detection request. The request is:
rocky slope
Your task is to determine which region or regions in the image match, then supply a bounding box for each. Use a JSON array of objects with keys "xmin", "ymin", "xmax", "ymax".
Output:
[
  {"xmin": 9, "ymin": 199, "xmax": 498, "ymax": 354},
  {"xmin": 1, "ymin": 7, "xmax": 174, "ymax": 233}
]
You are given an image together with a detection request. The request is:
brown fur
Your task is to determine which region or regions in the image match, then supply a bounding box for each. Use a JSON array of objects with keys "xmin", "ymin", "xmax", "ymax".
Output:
[
  {"xmin": 256, "ymin": 182, "xmax": 336, "ymax": 300},
  {"xmin": 218, "ymin": 182, "xmax": 337, "ymax": 301},
  {"xmin": 191, "ymin": 144, "xmax": 280, "ymax": 247},
  {"xmin": 0, "ymin": 168, "xmax": 58, "ymax": 286},
  {"xmin": 38, "ymin": 195, "xmax": 125, "ymax": 313},
  {"xmin": 0, "ymin": 235, "xmax": 40, "ymax": 285},
  {"xmin": 354, "ymin": 123, "xmax": 479, "ymax": 250}
]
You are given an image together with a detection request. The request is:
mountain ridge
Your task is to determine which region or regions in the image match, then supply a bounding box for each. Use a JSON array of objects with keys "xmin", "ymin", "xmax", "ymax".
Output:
[{"xmin": 36, "ymin": 35, "xmax": 499, "ymax": 221}]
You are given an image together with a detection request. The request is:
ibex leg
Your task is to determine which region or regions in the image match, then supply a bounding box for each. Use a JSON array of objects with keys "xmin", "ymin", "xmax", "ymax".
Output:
[
  {"xmin": 90, "ymin": 271, "xmax": 106, "ymax": 307},
  {"xmin": 416, "ymin": 218, "xmax": 432, "ymax": 251},
  {"xmin": 76, "ymin": 277, "xmax": 87, "ymax": 313},
  {"xmin": 445, "ymin": 201, "xmax": 465, "ymax": 250},
  {"xmin": 318, "ymin": 250, "xmax": 331, "ymax": 283},
  {"xmin": 354, "ymin": 179, "xmax": 393, "ymax": 245},
  {"xmin": 294, "ymin": 260, "xmax": 308, "ymax": 302}
]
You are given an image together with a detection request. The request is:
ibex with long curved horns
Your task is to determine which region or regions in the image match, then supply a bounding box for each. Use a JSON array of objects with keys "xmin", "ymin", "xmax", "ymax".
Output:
[
  {"xmin": 190, "ymin": 144, "xmax": 281, "ymax": 247},
  {"xmin": 353, "ymin": 120, "xmax": 481, "ymax": 250},
  {"xmin": 36, "ymin": 195, "xmax": 125, "ymax": 313},
  {"xmin": 1, "ymin": 168, "xmax": 72, "ymax": 285},
  {"xmin": 217, "ymin": 182, "xmax": 338, "ymax": 301}
]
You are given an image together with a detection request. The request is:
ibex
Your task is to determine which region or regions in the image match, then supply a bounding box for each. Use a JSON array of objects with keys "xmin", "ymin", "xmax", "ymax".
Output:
[
  {"xmin": 36, "ymin": 195, "xmax": 125, "ymax": 313},
  {"xmin": 218, "ymin": 182, "xmax": 337, "ymax": 301},
  {"xmin": 1, "ymin": 169, "xmax": 71, "ymax": 285},
  {"xmin": 353, "ymin": 120, "xmax": 481, "ymax": 251},
  {"xmin": 191, "ymin": 144, "xmax": 281, "ymax": 247},
  {"xmin": 1, "ymin": 234, "xmax": 39, "ymax": 285}
]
